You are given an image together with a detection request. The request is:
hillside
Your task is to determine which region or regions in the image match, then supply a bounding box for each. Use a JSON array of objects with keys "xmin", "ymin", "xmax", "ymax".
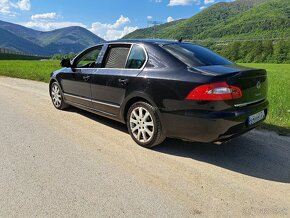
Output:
[
  {"xmin": 0, "ymin": 20, "xmax": 105, "ymax": 55},
  {"xmin": 123, "ymin": 0, "xmax": 290, "ymax": 40}
]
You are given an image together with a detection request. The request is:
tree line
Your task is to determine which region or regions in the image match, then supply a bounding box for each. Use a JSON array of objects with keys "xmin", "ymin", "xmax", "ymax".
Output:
[
  {"xmin": 51, "ymin": 52, "xmax": 77, "ymax": 60},
  {"xmin": 201, "ymin": 39, "xmax": 290, "ymax": 64}
]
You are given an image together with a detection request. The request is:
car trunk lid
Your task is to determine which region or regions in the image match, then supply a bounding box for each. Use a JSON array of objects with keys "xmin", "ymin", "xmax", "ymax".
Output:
[
  {"xmin": 227, "ymin": 68, "xmax": 267, "ymax": 107},
  {"xmin": 193, "ymin": 65, "xmax": 268, "ymax": 107}
]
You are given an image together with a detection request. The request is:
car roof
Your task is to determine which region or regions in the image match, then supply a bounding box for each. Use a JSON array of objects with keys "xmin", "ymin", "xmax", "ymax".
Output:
[{"xmin": 105, "ymin": 39, "xmax": 179, "ymax": 45}]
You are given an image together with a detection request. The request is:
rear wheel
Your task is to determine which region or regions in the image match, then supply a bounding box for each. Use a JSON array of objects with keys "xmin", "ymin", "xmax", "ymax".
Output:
[
  {"xmin": 127, "ymin": 102, "xmax": 165, "ymax": 148},
  {"xmin": 50, "ymin": 82, "xmax": 69, "ymax": 110}
]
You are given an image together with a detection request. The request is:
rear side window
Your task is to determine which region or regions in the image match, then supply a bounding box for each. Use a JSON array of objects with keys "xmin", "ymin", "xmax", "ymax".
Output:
[
  {"xmin": 104, "ymin": 45, "xmax": 130, "ymax": 68},
  {"xmin": 126, "ymin": 45, "xmax": 146, "ymax": 69},
  {"xmin": 163, "ymin": 43, "xmax": 232, "ymax": 67}
]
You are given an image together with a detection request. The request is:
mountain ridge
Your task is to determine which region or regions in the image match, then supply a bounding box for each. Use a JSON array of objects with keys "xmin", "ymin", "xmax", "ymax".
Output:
[{"xmin": 0, "ymin": 20, "xmax": 105, "ymax": 55}]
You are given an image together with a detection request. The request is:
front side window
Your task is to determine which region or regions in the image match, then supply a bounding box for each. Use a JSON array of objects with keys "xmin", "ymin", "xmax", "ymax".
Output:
[
  {"xmin": 163, "ymin": 43, "xmax": 232, "ymax": 67},
  {"xmin": 126, "ymin": 45, "xmax": 146, "ymax": 69},
  {"xmin": 104, "ymin": 45, "xmax": 131, "ymax": 68},
  {"xmin": 75, "ymin": 46, "xmax": 102, "ymax": 68}
]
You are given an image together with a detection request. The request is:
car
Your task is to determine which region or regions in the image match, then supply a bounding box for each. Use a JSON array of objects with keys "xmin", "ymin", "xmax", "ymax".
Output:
[{"xmin": 49, "ymin": 39, "xmax": 268, "ymax": 148}]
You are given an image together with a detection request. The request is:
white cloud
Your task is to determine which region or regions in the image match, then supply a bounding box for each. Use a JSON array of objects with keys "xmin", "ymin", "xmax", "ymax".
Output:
[
  {"xmin": 0, "ymin": 0, "xmax": 30, "ymax": 15},
  {"xmin": 90, "ymin": 15, "xmax": 138, "ymax": 40},
  {"xmin": 23, "ymin": 21, "xmax": 87, "ymax": 31},
  {"xmin": 25, "ymin": 12, "xmax": 71, "ymax": 31},
  {"xmin": 167, "ymin": 16, "xmax": 174, "ymax": 22},
  {"xmin": 111, "ymin": 15, "xmax": 130, "ymax": 29},
  {"xmin": 204, "ymin": 0, "xmax": 215, "ymax": 4},
  {"xmin": 199, "ymin": 6, "xmax": 206, "ymax": 10},
  {"xmin": 105, "ymin": 26, "xmax": 137, "ymax": 40},
  {"xmin": 21, "ymin": 14, "xmax": 137, "ymax": 40},
  {"xmin": 147, "ymin": 15, "xmax": 153, "ymax": 20},
  {"xmin": 31, "ymin": 12, "xmax": 57, "ymax": 20},
  {"xmin": 15, "ymin": 0, "xmax": 30, "ymax": 10},
  {"xmin": 168, "ymin": 0, "xmax": 200, "ymax": 6},
  {"xmin": 0, "ymin": 0, "xmax": 11, "ymax": 14}
]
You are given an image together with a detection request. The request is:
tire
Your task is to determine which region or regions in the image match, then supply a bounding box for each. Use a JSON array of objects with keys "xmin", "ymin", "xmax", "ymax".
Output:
[
  {"xmin": 50, "ymin": 82, "xmax": 69, "ymax": 110},
  {"xmin": 127, "ymin": 102, "xmax": 166, "ymax": 148}
]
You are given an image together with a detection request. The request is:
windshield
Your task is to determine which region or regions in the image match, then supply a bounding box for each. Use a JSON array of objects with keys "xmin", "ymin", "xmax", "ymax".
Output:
[{"xmin": 163, "ymin": 43, "xmax": 232, "ymax": 67}]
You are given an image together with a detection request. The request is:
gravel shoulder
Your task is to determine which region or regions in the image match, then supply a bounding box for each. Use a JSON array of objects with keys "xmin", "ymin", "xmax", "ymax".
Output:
[{"xmin": 0, "ymin": 77, "xmax": 289, "ymax": 217}]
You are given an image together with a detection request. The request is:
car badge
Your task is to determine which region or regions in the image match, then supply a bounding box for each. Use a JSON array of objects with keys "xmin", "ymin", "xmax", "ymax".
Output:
[{"xmin": 256, "ymin": 81, "xmax": 261, "ymax": 89}]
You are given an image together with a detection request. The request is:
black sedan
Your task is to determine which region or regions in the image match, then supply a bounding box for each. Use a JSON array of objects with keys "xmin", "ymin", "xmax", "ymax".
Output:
[{"xmin": 49, "ymin": 39, "xmax": 268, "ymax": 147}]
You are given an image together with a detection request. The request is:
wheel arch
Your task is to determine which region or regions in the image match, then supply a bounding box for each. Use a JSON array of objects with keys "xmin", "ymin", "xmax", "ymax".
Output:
[
  {"xmin": 123, "ymin": 93, "xmax": 166, "ymax": 147},
  {"xmin": 121, "ymin": 92, "xmax": 159, "ymax": 123},
  {"xmin": 49, "ymin": 78, "xmax": 57, "ymax": 96},
  {"xmin": 49, "ymin": 78, "xmax": 62, "ymax": 96}
]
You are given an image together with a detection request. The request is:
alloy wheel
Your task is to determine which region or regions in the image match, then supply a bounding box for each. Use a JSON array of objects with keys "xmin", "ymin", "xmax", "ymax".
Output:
[
  {"xmin": 51, "ymin": 84, "xmax": 62, "ymax": 108},
  {"xmin": 129, "ymin": 107, "xmax": 154, "ymax": 143}
]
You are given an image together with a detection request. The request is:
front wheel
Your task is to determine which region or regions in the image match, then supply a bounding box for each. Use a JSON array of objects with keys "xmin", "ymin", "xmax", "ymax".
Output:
[
  {"xmin": 50, "ymin": 82, "xmax": 69, "ymax": 110},
  {"xmin": 127, "ymin": 102, "xmax": 165, "ymax": 148}
]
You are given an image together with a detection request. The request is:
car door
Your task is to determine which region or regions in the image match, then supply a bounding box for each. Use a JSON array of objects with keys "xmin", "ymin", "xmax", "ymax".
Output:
[
  {"xmin": 90, "ymin": 44, "xmax": 147, "ymax": 115},
  {"xmin": 60, "ymin": 45, "xmax": 103, "ymax": 108}
]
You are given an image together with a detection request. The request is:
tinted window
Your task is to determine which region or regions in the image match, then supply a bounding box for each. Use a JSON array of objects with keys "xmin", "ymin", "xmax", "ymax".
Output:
[
  {"xmin": 126, "ymin": 45, "xmax": 146, "ymax": 69},
  {"xmin": 76, "ymin": 46, "xmax": 102, "ymax": 68},
  {"xmin": 104, "ymin": 46, "xmax": 130, "ymax": 68},
  {"xmin": 163, "ymin": 43, "xmax": 232, "ymax": 67}
]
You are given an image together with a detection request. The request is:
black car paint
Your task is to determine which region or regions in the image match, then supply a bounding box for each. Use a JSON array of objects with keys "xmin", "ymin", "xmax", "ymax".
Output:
[{"xmin": 50, "ymin": 40, "xmax": 268, "ymax": 143}]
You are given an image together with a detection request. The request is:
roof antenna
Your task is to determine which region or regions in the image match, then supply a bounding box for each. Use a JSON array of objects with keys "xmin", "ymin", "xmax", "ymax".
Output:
[{"xmin": 178, "ymin": 37, "xmax": 183, "ymax": 43}]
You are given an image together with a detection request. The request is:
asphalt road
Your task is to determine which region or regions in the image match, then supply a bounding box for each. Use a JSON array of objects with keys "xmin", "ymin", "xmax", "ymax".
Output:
[{"xmin": 0, "ymin": 77, "xmax": 289, "ymax": 217}]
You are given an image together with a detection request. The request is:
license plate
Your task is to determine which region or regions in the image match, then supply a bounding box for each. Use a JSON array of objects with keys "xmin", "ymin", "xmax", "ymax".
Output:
[{"xmin": 248, "ymin": 110, "xmax": 265, "ymax": 126}]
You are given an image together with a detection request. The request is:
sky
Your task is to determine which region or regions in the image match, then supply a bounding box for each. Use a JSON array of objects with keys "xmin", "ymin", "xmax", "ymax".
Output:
[{"xmin": 0, "ymin": 0, "xmax": 235, "ymax": 40}]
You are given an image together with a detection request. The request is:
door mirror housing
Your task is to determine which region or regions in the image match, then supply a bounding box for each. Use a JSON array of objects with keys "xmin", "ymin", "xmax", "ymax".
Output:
[{"xmin": 60, "ymin": 59, "xmax": 72, "ymax": 68}]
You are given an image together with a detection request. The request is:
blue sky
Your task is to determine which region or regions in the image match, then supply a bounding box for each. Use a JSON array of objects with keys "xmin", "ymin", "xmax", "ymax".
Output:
[{"xmin": 0, "ymin": 0, "xmax": 234, "ymax": 40}]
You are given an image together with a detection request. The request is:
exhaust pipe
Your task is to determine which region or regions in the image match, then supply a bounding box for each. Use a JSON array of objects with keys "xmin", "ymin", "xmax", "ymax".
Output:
[
  {"xmin": 213, "ymin": 140, "xmax": 231, "ymax": 145},
  {"xmin": 213, "ymin": 141, "xmax": 223, "ymax": 145}
]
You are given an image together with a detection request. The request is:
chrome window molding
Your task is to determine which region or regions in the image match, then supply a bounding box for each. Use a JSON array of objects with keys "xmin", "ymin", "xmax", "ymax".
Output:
[{"xmin": 71, "ymin": 42, "xmax": 148, "ymax": 72}]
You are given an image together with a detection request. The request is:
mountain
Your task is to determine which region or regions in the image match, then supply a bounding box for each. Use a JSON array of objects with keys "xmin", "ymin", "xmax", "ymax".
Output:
[
  {"xmin": 123, "ymin": 0, "xmax": 290, "ymax": 41},
  {"xmin": 0, "ymin": 20, "xmax": 105, "ymax": 55}
]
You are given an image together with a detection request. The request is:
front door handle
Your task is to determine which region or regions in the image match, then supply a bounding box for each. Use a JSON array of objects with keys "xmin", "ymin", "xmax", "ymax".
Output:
[
  {"xmin": 83, "ymin": 75, "xmax": 90, "ymax": 81},
  {"xmin": 118, "ymin": 78, "xmax": 129, "ymax": 85}
]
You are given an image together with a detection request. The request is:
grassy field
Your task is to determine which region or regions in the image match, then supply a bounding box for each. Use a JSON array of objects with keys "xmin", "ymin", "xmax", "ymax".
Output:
[
  {"xmin": 0, "ymin": 60, "xmax": 59, "ymax": 82},
  {"xmin": 0, "ymin": 60, "xmax": 289, "ymax": 133},
  {"xmin": 240, "ymin": 63, "xmax": 290, "ymax": 134}
]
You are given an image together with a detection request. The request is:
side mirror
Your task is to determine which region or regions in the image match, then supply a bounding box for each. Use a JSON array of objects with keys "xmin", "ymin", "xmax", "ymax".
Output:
[{"xmin": 60, "ymin": 59, "xmax": 72, "ymax": 68}]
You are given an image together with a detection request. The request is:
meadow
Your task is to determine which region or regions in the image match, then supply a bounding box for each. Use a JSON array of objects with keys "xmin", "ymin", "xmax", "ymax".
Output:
[
  {"xmin": 241, "ymin": 63, "xmax": 290, "ymax": 134},
  {"xmin": 0, "ymin": 60, "xmax": 59, "ymax": 82},
  {"xmin": 0, "ymin": 60, "xmax": 289, "ymax": 133}
]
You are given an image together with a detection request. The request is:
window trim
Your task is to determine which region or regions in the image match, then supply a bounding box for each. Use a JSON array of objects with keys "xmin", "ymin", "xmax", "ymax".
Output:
[
  {"xmin": 101, "ymin": 42, "xmax": 148, "ymax": 71},
  {"xmin": 125, "ymin": 44, "xmax": 148, "ymax": 70},
  {"xmin": 72, "ymin": 45, "xmax": 103, "ymax": 68}
]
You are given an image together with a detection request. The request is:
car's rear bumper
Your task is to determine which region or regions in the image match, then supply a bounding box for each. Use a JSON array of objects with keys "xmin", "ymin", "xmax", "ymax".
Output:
[{"xmin": 160, "ymin": 100, "xmax": 269, "ymax": 143}]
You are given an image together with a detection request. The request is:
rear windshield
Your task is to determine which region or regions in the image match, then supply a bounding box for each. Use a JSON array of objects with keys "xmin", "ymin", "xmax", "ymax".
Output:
[{"xmin": 162, "ymin": 43, "xmax": 232, "ymax": 67}]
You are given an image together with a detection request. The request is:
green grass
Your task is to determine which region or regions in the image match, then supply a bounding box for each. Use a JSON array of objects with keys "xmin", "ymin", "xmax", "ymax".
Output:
[
  {"xmin": 0, "ymin": 60, "xmax": 289, "ymax": 133},
  {"xmin": 240, "ymin": 63, "xmax": 290, "ymax": 134},
  {"xmin": 0, "ymin": 60, "xmax": 59, "ymax": 82}
]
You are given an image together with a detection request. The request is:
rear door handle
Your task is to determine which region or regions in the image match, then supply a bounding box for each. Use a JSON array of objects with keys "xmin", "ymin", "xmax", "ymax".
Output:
[
  {"xmin": 83, "ymin": 75, "xmax": 90, "ymax": 81},
  {"xmin": 118, "ymin": 78, "xmax": 129, "ymax": 85}
]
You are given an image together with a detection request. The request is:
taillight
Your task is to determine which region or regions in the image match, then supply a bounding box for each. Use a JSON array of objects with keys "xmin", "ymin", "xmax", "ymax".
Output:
[{"xmin": 186, "ymin": 82, "xmax": 242, "ymax": 101}]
